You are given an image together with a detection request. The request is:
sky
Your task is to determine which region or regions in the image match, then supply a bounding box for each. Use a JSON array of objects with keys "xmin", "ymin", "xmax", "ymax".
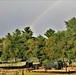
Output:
[{"xmin": 0, "ymin": 0, "xmax": 76, "ymax": 37}]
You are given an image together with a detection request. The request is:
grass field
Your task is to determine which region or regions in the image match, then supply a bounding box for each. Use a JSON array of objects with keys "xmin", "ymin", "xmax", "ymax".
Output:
[
  {"xmin": 24, "ymin": 73, "xmax": 76, "ymax": 75},
  {"xmin": 0, "ymin": 72, "xmax": 76, "ymax": 75},
  {"xmin": 1, "ymin": 64, "xmax": 76, "ymax": 75},
  {"xmin": 21, "ymin": 72, "xmax": 76, "ymax": 75},
  {"xmin": 0, "ymin": 70, "xmax": 76, "ymax": 75}
]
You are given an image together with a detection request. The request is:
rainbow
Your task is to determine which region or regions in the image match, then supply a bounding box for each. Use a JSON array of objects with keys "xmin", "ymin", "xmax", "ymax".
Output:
[{"xmin": 30, "ymin": 0, "xmax": 60, "ymax": 28}]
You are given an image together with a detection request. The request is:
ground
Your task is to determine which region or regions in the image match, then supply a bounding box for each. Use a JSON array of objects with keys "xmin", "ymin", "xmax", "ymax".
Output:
[{"xmin": 0, "ymin": 66, "xmax": 76, "ymax": 75}]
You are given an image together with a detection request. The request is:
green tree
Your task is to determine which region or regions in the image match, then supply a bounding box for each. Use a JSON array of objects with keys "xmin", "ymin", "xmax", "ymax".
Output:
[
  {"xmin": 65, "ymin": 17, "xmax": 76, "ymax": 32},
  {"xmin": 44, "ymin": 29, "xmax": 55, "ymax": 38},
  {"xmin": 37, "ymin": 35, "xmax": 46, "ymax": 61},
  {"xmin": 0, "ymin": 38, "xmax": 3, "ymax": 57},
  {"xmin": 22, "ymin": 27, "xmax": 33, "ymax": 39},
  {"xmin": 65, "ymin": 17, "xmax": 76, "ymax": 61},
  {"xmin": 1, "ymin": 43, "xmax": 11, "ymax": 61},
  {"xmin": 26, "ymin": 38, "xmax": 39, "ymax": 60}
]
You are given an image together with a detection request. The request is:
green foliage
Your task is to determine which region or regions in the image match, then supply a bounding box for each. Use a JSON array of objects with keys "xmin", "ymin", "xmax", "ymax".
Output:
[
  {"xmin": 65, "ymin": 17, "xmax": 76, "ymax": 32},
  {"xmin": 42, "ymin": 59, "xmax": 49, "ymax": 65},
  {"xmin": 0, "ymin": 18, "xmax": 76, "ymax": 64},
  {"xmin": 44, "ymin": 29, "xmax": 55, "ymax": 38}
]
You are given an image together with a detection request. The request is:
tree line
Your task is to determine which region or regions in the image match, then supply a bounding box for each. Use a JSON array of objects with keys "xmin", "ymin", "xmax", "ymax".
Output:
[{"xmin": 0, "ymin": 17, "xmax": 76, "ymax": 65}]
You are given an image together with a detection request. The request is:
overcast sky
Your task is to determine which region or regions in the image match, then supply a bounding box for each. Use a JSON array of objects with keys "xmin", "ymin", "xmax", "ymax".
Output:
[{"xmin": 0, "ymin": 0, "xmax": 76, "ymax": 37}]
